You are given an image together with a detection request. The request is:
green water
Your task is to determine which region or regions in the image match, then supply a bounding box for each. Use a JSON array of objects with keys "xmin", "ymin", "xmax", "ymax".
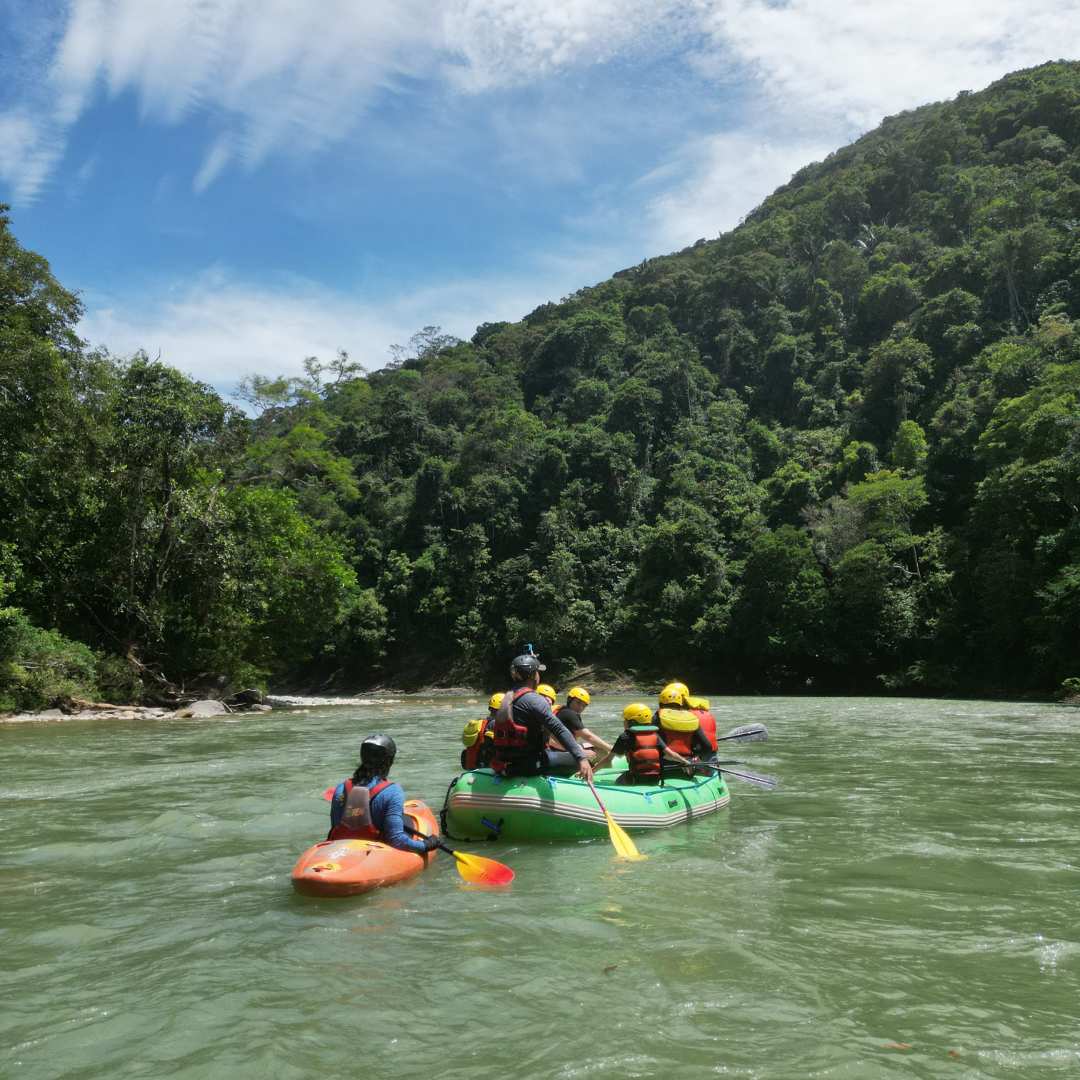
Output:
[{"xmin": 2, "ymin": 695, "xmax": 1078, "ymax": 1079}]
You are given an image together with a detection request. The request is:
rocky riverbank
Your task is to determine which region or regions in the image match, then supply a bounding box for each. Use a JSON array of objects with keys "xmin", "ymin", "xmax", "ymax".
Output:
[{"xmin": 0, "ymin": 696, "xmax": 274, "ymax": 724}]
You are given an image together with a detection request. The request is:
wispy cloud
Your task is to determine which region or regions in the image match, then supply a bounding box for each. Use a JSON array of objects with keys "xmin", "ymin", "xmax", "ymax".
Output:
[
  {"xmin": 3, "ymin": 0, "xmax": 1078, "ymax": 206},
  {"xmin": 642, "ymin": 132, "xmax": 837, "ymax": 252}
]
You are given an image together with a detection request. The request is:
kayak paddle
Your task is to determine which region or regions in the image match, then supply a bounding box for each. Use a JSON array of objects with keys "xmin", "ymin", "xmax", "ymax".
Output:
[
  {"xmin": 694, "ymin": 761, "xmax": 779, "ymax": 790},
  {"xmin": 322, "ymin": 787, "xmax": 515, "ymax": 886},
  {"xmin": 717, "ymin": 723, "xmax": 768, "ymax": 743},
  {"xmin": 431, "ymin": 838, "xmax": 515, "ymax": 887},
  {"xmin": 585, "ymin": 777, "xmax": 646, "ymax": 861}
]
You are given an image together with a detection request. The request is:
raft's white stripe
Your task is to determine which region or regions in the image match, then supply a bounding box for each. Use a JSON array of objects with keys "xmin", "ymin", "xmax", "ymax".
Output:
[{"xmin": 449, "ymin": 791, "xmax": 730, "ymax": 829}]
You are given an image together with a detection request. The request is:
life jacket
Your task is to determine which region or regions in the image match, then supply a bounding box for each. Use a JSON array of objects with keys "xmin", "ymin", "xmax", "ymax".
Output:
[
  {"xmin": 624, "ymin": 724, "xmax": 661, "ymax": 781},
  {"xmin": 692, "ymin": 708, "xmax": 718, "ymax": 752},
  {"xmin": 461, "ymin": 716, "xmax": 494, "ymax": 770},
  {"xmin": 657, "ymin": 707, "xmax": 700, "ymax": 758},
  {"xmin": 327, "ymin": 777, "xmax": 393, "ymax": 841},
  {"xmin": 491, "ymin": 687, "xmax": 541, "ymax": 774}
]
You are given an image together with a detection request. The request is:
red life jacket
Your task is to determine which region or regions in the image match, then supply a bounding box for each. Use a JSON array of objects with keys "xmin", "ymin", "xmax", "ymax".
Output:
[
  {"xmin": 624, "ymin": 725, "xmax": 661, "ymax": 781},
  {"xmin": 327, "ymin": 778, "xmax": 393, "ymax": 841},
  {"xmin": 491, "ymin": 687, "xmax": 540, "ymax": 774},
  {"xmin": 657, "ymin": 708, "xmax": 700, "ymax": 758},
  {"xmin": 462, "ymin": 717, "xmax": 493, "ymax": 770},
  {"xmin": 693, "ymin": 709, "xmax": 718, "ymax": 752}
]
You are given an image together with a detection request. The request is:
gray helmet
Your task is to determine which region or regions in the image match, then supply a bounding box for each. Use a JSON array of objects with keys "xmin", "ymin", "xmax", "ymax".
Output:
[
  {"xmin": 360, "ymin": 733, "xmax": 397, "ymax": 770},
  {"xmin": 510, "ymin": 653, "xmax": 546, "ymax": 677}
]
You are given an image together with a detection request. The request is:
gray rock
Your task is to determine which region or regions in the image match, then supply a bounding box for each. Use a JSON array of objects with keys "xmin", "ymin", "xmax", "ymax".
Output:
[{"xmin": 184, "ymin": 699, "xmax": 230, "ymax": 717}]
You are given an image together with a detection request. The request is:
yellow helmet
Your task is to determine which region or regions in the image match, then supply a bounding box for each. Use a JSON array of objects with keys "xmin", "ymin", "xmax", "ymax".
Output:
[
  {"xmin": 488, "ymin": 691, "xmax": 505, "ymax": 711},
  {"xmin": 659, "ymin": 681, "xmax": 690, "ymax": 706},
  {"xmin": 687, "ymin": 695, "xmax": 709, "ymax": 710},
  {"xmin": 623, "ymin": 703, "xmax": 653, "ymax": 726},
  {"xmin": 567, "ymin": 686, "xmax": 591, "ymax": 706},
  {"xmin": 537, "ymin": 683, "xmax": 557, "ymax": 704}
]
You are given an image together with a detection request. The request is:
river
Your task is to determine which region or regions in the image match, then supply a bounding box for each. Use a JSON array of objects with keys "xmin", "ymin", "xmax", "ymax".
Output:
[{"xmin": 2, "ymin": 695, "xmax": 1077, "ymax": 1079}]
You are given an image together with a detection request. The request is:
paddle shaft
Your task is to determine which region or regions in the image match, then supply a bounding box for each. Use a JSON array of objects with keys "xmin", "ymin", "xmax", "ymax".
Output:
[{"xmin": 694, "ymin": 761, "xmax": 778, "ymax": 790}]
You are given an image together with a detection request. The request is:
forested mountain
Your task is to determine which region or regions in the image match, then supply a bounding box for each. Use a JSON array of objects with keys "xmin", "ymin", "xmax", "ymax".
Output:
[{"xmin": 3, "ymin": 61, "xmax": 1080, "ymax": 708}]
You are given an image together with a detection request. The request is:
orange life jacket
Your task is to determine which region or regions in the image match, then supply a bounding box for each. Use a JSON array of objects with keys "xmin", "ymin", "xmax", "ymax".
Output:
[
  {"xmin": 693, "ymin": 708, "xmax": 718, "ymax": 752},
  {"xmin": 491, "ymin": 687, "xmax": 540, "ymax": 774},
  {"xmin": 624, "ymin": 725, "xmax": 661, "ymax": 781},
  {"xmin": 656, "ymin": 707, "xmax": 700, "ymax": 758},
  {"xmin": 327, "ymin": 778, "xmax": 392, "ymax": 841}
]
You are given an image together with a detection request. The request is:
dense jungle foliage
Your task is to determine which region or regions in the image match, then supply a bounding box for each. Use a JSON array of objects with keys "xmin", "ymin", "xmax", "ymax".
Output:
[{"xmin": 3, "ymin": 61, "xmax": 1080, "ymax": 709}]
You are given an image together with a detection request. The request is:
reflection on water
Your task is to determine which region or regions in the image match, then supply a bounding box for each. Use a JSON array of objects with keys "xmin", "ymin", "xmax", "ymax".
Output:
[{"xmin": 2, "ymin": 696, "xmax": 1079, "ymax": 1079}]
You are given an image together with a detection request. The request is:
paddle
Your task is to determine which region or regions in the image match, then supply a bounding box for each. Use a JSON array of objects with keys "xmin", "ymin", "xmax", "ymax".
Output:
[
  {"xmin": 404, "ymin": 827, "xmax": 515, "ymax": 888},
  {"xmin": 693, "ymin": 761, "xmax": 779, "ymax": 790},
  {"xmin": 321, "ymin": 786, "xmax": 514, "ymax": 886},
  {"xmin": 585, "ymin": 777, "xmax": 646, "ymax": 861},
  {"xmin": 717, "ymin": 723, "xmax": 768, "ymax": 743}
]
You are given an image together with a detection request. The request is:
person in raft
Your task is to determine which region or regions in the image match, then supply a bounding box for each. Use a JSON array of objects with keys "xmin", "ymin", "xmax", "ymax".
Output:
[
  {"xmin": 687, "ymin": 695, "xmax": 719, "ymax": 755},
  {"xmin": 460, "ymin": 691, "xmax": 504, "ymax": 769},
  {"xmin": 548, "ymin": 686, "xmax": 614, "ymax": 762},
  {"xmin": 652, "ymin": 681, "xmax": 713, "ymax": 772},
  {"xmin": 594, "ymin": 703, "xmax": 695, "ymax": 784},
  {"xmin": 328, "ymin": 734, "xmax": 438, "ymax": 854},
  {"xmin": 490, "ymin": 652, "xmax": 594, "ymax": 782}
]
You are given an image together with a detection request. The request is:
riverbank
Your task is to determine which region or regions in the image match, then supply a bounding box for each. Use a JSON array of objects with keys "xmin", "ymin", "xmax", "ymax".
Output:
[{"xmin": 0, "ymin": 698, "xmax": 275, "ymax": 724}]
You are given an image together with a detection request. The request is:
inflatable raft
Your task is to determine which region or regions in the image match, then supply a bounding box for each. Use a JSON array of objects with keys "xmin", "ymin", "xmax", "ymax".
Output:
[
  {"xmin": 444, "ymin": 768, "xmax": 729, "ymax": 841},
  {"xmin": 291, "ymin": 799, "xmax": 439, "ymax": 897}
]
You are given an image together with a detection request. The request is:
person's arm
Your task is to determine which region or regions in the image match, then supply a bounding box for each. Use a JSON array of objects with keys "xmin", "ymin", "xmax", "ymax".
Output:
[
  {"xmin": 578, "ymin": 727, "xmax": 614, "ymax": 755},
  {"xmin": 691, "ymin": 728, "xmax": 712, "ymax": 758},
  {"xmin": 594, "ymin": 731, "xmax": 626, "ymax": 770},
  {"xmin": 373, "ymin": 784, "xmax": 431, "ymax": 855},
  {"xmin": 536, "ymin": 701, "xmax": 593, "ymax": 782},
  {"xmin": 329, "ymin": 781, "xmax": 346, "ymax": 829},
  {"xmin": 659, "ymin": 733, "xmax": 692, "ymax": 767}
]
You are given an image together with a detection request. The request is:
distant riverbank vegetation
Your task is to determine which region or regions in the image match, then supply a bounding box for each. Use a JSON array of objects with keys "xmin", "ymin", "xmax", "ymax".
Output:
[{"xmin": 3, "ymin": 61, "xmax": 1080, "ymax": 711}]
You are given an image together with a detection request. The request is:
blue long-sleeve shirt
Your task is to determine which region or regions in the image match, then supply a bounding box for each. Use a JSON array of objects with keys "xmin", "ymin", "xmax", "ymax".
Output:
[{"xmin": 329, "ymin": 777, "xmax": 428, "ymax": 854}]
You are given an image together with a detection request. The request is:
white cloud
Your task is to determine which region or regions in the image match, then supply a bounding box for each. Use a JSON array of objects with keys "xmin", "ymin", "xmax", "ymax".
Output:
[
  {"xmin": 643, "ymin": 132, "xmax": 837, "ymax": 252},
  {"xmin": 700, "ymin": 0, "xmax": 1080, "ymax": 131},
  {"xmin": 77, "ymin": 260, "xmax": 605, "ymax": 391}
]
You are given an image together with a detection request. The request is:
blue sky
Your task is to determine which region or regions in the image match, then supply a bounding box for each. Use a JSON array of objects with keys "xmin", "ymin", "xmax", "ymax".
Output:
[{"xmin": 2, "ymin": 1, "xmax": 1078, "ymax": 392}]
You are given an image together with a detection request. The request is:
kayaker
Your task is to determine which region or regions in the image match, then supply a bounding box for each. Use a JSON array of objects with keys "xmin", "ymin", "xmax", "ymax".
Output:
[
  {"xmin": 550, "ymin": 686, "xmax": 613, "ymax": 761},
  {"xmin": 328, "ymin": 734, "xmax": 438, "ymax": 854},
  {"xmin": 490, "ymin": 652, "xmax": 594, "ymax": 782},
  {"xmin": 461, "ymin": 692, "xmax": 503, "ymax": 769},
  {"xmin": 653, "ymin": 682, "xmax": 713, "ymax": 769},
  {"xmin": 595, "ymin": 703, "xmax": 695, "ymax": 784},
  {"xmin": 687, "ymin": 695, "xmax": 719, "ymax": 754}
]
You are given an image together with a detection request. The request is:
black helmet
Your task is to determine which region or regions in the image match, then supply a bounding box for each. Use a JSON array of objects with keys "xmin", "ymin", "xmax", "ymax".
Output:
[
  {"xmin": 360, "ymin": 733, "xmax": 397, "ymax": 770},
  {"xmin": 510, "ymin": 653, "xmax": 546, "ymax": 677}
]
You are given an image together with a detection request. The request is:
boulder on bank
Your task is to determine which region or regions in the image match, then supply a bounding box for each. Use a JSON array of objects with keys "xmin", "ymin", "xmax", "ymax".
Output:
[{"xmin": 174, "ymin": 699, "xmax": 230, "ymax": 718}]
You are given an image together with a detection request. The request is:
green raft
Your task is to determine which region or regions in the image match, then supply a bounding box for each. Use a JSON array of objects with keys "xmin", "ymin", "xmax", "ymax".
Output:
[{"xmin": 443, "ymin": 766, "xmax": 730, "ymax": 841}]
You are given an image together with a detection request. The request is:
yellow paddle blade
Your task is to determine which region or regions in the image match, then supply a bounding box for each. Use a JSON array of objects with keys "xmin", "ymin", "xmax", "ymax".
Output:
[
  {"xmin": 603, "ymin": 809, "xmax": 646, "ymax": 861},
  {"xmin": 450, "ymin": 850, "xmax": 515, "ymax": 887}
]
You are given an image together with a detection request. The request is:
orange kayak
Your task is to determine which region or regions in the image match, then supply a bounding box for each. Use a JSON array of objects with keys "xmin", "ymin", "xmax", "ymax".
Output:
[{"xmin": 291, "ymin": 799, "xmax": 439, "ymax": 897}]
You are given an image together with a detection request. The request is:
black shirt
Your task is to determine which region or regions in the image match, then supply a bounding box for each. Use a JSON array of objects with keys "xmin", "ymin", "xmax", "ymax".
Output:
[{"xmin": 555, "ymin": 705, "xmax": 585, "ymax": 733}]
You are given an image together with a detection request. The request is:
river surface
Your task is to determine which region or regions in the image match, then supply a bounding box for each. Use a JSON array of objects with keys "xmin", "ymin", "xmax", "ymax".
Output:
[{"xmin": 2, "ymin": 695, "xmax": 1078, "ymax": 1079}]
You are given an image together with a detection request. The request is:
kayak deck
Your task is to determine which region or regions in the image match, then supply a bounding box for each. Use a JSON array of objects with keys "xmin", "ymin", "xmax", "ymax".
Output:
[{"xmin": 291, "ymin": 799, "xmax": 439, "ymax": 897}]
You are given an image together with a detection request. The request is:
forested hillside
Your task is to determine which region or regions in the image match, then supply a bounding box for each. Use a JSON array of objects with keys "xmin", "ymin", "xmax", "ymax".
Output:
[{"xmin": 3, "ymin": 61, "xmax": 1080, "ymax": 709}]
